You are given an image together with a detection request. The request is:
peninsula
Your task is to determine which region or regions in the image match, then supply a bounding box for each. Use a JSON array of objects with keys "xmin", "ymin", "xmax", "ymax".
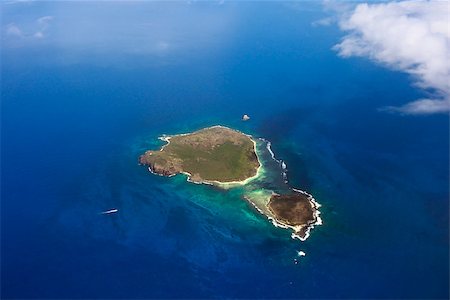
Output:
[{"xmin": 139, "ymin": 126, "xmax": 260, "ymax": 185}]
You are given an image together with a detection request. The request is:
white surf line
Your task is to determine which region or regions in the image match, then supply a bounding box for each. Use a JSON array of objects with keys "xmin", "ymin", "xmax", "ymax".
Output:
[
  {"xmin": 291, "ymin": 188, "xmax": 322, "ymax": 241},
  {"xmin": 258, "ymin": 138, "xmax": 289, "ymax": 182},
  {"xmin": 256, "ymin": 138, "xmax": 323, "ymax": 241},
  {"xmin": 244, "ymin": 191, "xmax": 314, "ymax": 242},
  {"xmin": 151, "ymin": 125, "xmax": 264, "ymax": 188}
]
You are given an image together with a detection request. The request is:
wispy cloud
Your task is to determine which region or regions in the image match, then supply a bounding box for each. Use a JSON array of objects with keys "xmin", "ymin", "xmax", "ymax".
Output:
[
  {"xmin": 34, "ymin": 15, "xmax": 53, "ymax": 38},
  {"xmin": 4, "ymin": 0, "xmax": 35, "ymax": 5},
  {"xmin": 3, "ymin": 15, "xmax": 54, "ymax": 41},
  {"xmin": 311, "ymin": 17, "xmax": 334, "ymax": 27},
  {"xmin": 5, "ymin": 23, "xmax": 23, "ymax": 37},
  {"xmin": 37, "ymin": 15, "xmax": 53, "ymax": 25},
  {"xmin": 334, "ymin": 0, "xmax": 449, "ymax": 115},
  {"xmin": 380, "ymin": 98, "xmax": 450, "ymax": 115}
]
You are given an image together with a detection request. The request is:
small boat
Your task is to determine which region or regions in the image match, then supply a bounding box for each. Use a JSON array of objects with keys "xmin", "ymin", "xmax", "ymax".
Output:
[{"xmin": 100, "ymin": 208, "xmax": 118, "ymax": 215}]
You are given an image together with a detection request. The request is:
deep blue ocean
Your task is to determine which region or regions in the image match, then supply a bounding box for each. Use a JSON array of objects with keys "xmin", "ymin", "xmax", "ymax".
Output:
[{"xmin": 1, "ymin": 2, "xmax": 449, "ymax": 299}]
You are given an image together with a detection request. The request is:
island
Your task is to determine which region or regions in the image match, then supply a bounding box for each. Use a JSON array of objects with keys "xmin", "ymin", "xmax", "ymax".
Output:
[
  {"xmin": 139, "ymin": 126, "xmax": 260, "ymax": 185},
  {"xmin": 139, "ymin": 125, "xmax": 321, "ymax": 241},
  {"xmin": 268, "ymin": 189, "xmax": 321, "ymax": 240}
]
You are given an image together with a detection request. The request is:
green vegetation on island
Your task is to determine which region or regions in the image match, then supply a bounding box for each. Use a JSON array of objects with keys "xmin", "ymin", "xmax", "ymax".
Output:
[{"xmin": 139, "ymin": 126, "xmax": 260, "ymax": 184}]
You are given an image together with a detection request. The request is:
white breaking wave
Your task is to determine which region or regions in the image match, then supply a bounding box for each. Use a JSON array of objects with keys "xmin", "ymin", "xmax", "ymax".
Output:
[{"xmin": 259, "ymin": 138, "xmax": 289, "ymax": 183}]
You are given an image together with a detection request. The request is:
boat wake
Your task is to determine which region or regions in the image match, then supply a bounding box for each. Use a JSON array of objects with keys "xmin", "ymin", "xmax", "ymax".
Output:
[{"xmin": 100, "ymin": 209, "xmax": 118, "ymax": 215}]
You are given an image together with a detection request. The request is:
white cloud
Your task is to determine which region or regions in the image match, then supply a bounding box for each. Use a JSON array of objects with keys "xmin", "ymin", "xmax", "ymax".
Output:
[
  {"xmin": 37, "ymin": 16, "xmax": 53, "ymax": 26},
  {"xmin": 311, "ymin": 17, "xmax": 334, "ymax": 27},
  {"xmin": 334, "ymin": 0, "xmax": 450, "ymax": 115},
  {"xmin": 381, "ymin": 98, "xmax": 450, "ymax": 115},
  {"xmin": 3, "ymin": 15, "xmax": 53, "ymax": 41},
  {"xmin": 33, "ymin": 31, "xmax": 44, "ymax": 39},
  {"xmin": 4, "ymin": 0, "xmax": 35, "ymax": 4},
  {"xmin": 5, "ymin": 23, "xmax": 23, "ymax": 37},
  {"xmin": 35, "ymin": 15, "xmax": 53, "ymax": 38}
]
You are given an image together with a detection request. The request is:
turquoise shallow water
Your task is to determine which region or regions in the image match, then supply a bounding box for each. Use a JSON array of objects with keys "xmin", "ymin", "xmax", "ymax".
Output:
[{"xmin": 2, "ymin": 1, "xmax": 448, "ymax": 298}]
